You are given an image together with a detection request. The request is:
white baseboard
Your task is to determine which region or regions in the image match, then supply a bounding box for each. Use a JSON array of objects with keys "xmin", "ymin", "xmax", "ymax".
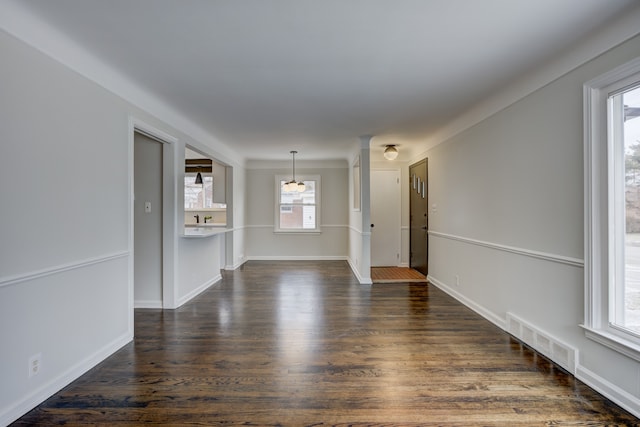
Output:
[
  {"xmin": 428, "ymin": 274, "xmax": 640, "ymax": 418},
  {"xmin": 134, "ymin": 299, "xmax": 162, "ymax": 309},
  {"xmin": 176, "ymin": 274, "xmax": 221, "ymax": 308},
  {"xmin": 246, "ymin": 255, "xmax": 348, "ymax": 261},
  {"xmin": 0, "ymin": 332, "xmax": 131, "ymax": 427},
  {"xmin": 347, "ymin": 257, "xmax": 372, "ymax": 285},
  {"xmin": 427, "ymin": 275, "xmax": 505, "ymax": 330},
  {"xmin": 576, "ymin": 364, "xmax": 640, "ymax": 418}
]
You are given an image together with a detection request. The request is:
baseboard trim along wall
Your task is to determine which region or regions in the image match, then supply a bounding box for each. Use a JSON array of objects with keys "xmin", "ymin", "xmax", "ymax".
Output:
[
  {"xmin": 576, "ymin": 365, "xmax": 640, "ymax": 419},
  {"xmin": 134, "ymin": 300, "xmax": 163, "ymax": 309},
  {"xmin": 0, "ymin": 332, "xmax": 131, "ymax": 427},
  {"xmin": 0, "ymin": 251, "xmax": 129, "ymax": 289},
  {"xmin": 427, "ymin": 275, "xmax": 506, "ymax": 330},
  {"xmin": 176, "ymin": 274, "xmax": 222, "ymax": 308},
  {"xmin": 428, "ymin": 274, "xmax": 640, "ymax": 418},
  {"xmin": 428, "ymin": 231, "xmax": 583, "ymax": 268},
  {"xmin": 246, "ymin": 256, "xmax": 348, "ymax": 261}
]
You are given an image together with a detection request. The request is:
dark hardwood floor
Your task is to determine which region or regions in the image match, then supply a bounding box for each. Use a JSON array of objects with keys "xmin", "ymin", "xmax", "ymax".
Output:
[{"xmin": 12, "ymin": 261, "xmax": 639, "ymax": 426}]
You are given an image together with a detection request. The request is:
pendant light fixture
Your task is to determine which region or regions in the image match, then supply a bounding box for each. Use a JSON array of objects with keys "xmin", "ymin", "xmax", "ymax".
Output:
[
  {"xmin": 383, "ymin": 145, "xmax": 399, "ymax": 160},
  {"xmin": 194, "ymin": 171, "xmax": 203, "ymax": 184},
  {"xmin": 283, "ymin": 150, "xmax": 305, "ymax": 192}
]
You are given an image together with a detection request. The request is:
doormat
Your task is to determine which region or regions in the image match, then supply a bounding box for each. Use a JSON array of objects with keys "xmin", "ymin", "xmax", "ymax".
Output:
[{"xmin": 371, "ymin": 267, "xmax": 427, "ymax": 283}]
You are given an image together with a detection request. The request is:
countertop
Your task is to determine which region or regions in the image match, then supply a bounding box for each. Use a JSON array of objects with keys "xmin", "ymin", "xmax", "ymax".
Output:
[{"xmin": 182, "ymin": 226, "xmax": 228, "ymax": 238}]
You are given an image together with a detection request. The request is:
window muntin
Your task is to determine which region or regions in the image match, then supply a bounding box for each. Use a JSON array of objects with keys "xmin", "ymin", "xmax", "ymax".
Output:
[{"xmin": 275, "ymin": 175, "xmax": 320, "ymax": 232}]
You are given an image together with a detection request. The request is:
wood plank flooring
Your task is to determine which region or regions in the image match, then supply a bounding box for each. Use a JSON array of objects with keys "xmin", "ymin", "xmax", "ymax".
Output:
[{"xmin": 12, "ymin": 261, "xmax": 639, "ymax": 426}]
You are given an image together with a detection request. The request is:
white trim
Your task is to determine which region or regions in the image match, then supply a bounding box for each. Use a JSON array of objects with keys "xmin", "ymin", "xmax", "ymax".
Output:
[
  {"xmin": 247, "ymin": 255, "xmax": 348, "ymax": 261},
  {"xmin": 0, "ymin": 251, "xmax": 128, "ymax": 288},
  {"xmin": 0, "ymin": 331, "xmax": 131, "ymax": 427},
  {"xmin": 347, "ymin": 257, "xmax": 373, "ymax": 285},
  {"xmin": 576, "ymin": 364, "xmax": 640, "ymax": 418},
  {"xmin": 581, "ymin": 325, "xmax": 640, "ymax": 363},
  {"xmin": 245, "ymin": 224, "xmax": 348, "ymax": 229},
  {"xmin": 427, "ymin": 275, "xmax": 506, "ymax": 330},
  {"xmin": 134, "ymin": 300, "xmax": 163, "ymax": 309},
  {"xmin": 129, "ymin": 117, "xmax": 179, "ymax": 311},
  {"xmin": 429, "ymin": 230, "xmax": 584, "ymax": 268},
  {"xmin": 583, "ymin": 56, "xmax": 640, "ymax": 362},
  {"xmin": 176, "ymin": 274, "xmax": 222, "ymax": 308}
]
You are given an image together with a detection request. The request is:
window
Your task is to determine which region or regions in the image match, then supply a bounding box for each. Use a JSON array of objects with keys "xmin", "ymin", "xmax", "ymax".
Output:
[
  {"xmin": 185, "ymin": 174, "xmax": 213, "ymax": 209},
  {"xmin": 584, "ymin": 57, "xmax": 640, "ymax": 361},
  {"xmin": 275, "ymin": 175, "xmax": 320, "ymax": 232}
]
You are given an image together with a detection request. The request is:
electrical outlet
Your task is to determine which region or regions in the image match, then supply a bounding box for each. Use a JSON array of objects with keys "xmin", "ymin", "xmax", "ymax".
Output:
[{"xmin": 28, "ymin": 353, "xmax": 41, "ymax": 378}]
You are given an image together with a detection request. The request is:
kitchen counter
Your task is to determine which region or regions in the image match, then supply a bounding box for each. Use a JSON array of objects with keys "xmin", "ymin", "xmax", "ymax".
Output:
[{"xmin": 181, "ymin": 226, "xmax": 228, "ymax": 238}]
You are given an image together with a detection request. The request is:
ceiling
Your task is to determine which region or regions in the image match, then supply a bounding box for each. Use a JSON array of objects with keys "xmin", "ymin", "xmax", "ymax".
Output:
[{"xmin": 11, "ymin": 0, "xmax": 640, "ymax": 162}]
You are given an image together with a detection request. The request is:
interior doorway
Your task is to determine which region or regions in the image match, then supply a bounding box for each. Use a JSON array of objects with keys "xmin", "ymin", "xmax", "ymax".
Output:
[
  {"xmin": 134, "ymin": 132, "xmax": 163, "ymax": 307},
  {"xmin": 370, "ymin": 169, "xmax": 401, "ymax": 266},
  {"xmin": 409, "ymin": 158, "xmax": 428, "ymax": 276}
]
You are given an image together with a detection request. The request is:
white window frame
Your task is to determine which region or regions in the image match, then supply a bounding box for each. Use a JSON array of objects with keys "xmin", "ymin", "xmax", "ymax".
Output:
[
  {"xmin": 274, "ymin": 174, "xmax": 321, "ymax": 233},
  {"xmin": 583, "ymin": 56, "xmax": 640, "ymax": 362}
]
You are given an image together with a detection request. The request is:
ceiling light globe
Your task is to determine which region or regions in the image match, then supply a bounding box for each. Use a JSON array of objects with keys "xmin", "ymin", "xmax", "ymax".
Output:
[
  {"xmin": 384, "ymin": 145, "xmax": 399, "ymax": 160},
  {"xmin": 297, "ymin": 182, "xmax": 306, "ymax": 192}
]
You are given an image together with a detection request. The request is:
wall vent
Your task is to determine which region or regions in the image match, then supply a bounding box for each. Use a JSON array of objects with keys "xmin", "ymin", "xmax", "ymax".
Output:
[{"xmin": 506, "ymin": 312, "xmax": 577, "ymax": 374}]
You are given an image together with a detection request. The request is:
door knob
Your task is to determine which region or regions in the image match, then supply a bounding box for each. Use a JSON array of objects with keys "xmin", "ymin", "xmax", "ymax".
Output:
[{"xmin": 371, "ymin": 224, "xmax": 375, "ymax": 228}]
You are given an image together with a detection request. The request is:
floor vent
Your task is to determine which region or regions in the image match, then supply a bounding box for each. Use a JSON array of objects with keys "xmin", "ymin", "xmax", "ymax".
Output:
[{"xmin": 506, "ymin": 312, "xmax": 577, "ymax": 374}]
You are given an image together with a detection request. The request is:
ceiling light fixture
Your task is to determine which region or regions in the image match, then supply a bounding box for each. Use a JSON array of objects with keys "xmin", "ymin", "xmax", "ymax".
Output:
[
  {"xmin": 195, "ymin": 171, "xmax": 203, "ymax": 184},
  {"xmin": 384, "ymin": 145, "xmax": 399, "ymax": 160},
  {"xmin": 283, "ymin": 150, "xmax": 305, "ymax": 192}
]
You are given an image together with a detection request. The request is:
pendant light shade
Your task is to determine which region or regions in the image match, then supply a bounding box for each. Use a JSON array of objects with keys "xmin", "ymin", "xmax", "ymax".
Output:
[
  {"xmin": 384, "ymin": 145, "xmax": 399, "ymax": 160},
  {"xmin": 283, "ymin": 151, "xmax": 305, "ymax": 192},
  {"xmin": 195, "ymin": 171, "xmax": 203, "ymax": 184}
]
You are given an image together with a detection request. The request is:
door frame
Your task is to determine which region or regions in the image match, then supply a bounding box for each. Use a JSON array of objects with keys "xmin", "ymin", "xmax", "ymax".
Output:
[{"xmin": 128, "ymin": 117, "xmax": 178, "ymax": 324}]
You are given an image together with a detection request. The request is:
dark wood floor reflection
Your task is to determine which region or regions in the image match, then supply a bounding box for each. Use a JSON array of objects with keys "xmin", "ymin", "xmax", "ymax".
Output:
[{"xmin": 13, "ymin": 261, "xmax": 639, "ymax": 426}]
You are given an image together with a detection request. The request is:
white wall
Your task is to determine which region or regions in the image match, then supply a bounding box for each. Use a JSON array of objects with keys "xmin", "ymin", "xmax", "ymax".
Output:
[
  {"xmin": 420, "ymin": 33, "xmax": 640, "ymax": 417},
  {"xmin": 245, "ymin": 160, "xmax": 348, "ymax": 260},
  {"xmin": 0, "ymin": 29, "xmax": 246, "ymax": 425},
  {"xmin": 348, "ymin": 139, "xmax": 372, "ymax": 283}
]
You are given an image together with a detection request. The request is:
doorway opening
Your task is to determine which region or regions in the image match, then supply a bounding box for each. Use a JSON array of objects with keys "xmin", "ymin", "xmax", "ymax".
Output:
[{"xmin": 129, "ymin": 118, "xmax": 178, "ymax": 323}]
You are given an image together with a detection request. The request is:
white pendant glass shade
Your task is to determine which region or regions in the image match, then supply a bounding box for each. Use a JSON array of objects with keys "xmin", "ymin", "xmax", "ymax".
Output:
[{"xmin": 384, "ymin": 145, "xmax": 399, "ymax": 160}]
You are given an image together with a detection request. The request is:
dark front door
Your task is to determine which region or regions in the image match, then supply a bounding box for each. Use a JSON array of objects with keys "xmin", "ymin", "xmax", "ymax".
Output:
[{"xmin": 409, "ymin": 158, "xmax": 428, "ymax": 275}]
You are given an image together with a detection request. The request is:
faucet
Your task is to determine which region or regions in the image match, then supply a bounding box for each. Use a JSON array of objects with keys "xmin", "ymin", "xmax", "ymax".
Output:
[
  {"xmin": 194, "ymin": 214, "xmax": 200, "ymax": 224},
  {"xmin": 204, "ymin": 216, "xmax": 212, "ymax": 224}
]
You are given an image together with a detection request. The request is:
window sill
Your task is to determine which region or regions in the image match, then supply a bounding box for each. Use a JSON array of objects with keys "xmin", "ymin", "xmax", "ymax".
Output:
[{"xmin": 581, "ymin": 324, "xmax": 640, "ymax": 362}]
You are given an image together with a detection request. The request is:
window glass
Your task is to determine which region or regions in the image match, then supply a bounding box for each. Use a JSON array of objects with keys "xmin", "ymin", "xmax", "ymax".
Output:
[
  {"xmin": 276, "ymin": 176, "xmax": 320, "ymax": 231},
  {"xmin": 614, "ymin": 85, "xmax": 640, "ymax": 335},
  {"xmin": 184, "ymin": 174, "xmax": 213, "ymax": 209}
]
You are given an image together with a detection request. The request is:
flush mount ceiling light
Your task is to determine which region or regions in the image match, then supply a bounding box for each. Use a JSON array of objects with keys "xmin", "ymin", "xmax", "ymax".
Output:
[
  {"xmin": 283, "ymin": 150, "xmax": 305, "ymax": 192},
  {"xmin": 384, "ymin": 145, "xmax": 399, "ymax": 160}
]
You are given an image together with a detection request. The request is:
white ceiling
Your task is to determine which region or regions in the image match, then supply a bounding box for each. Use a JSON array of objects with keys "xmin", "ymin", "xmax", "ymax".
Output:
[{"xmin": 11, "ymin": 0, "xmax": 640, "ymax": 162}]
